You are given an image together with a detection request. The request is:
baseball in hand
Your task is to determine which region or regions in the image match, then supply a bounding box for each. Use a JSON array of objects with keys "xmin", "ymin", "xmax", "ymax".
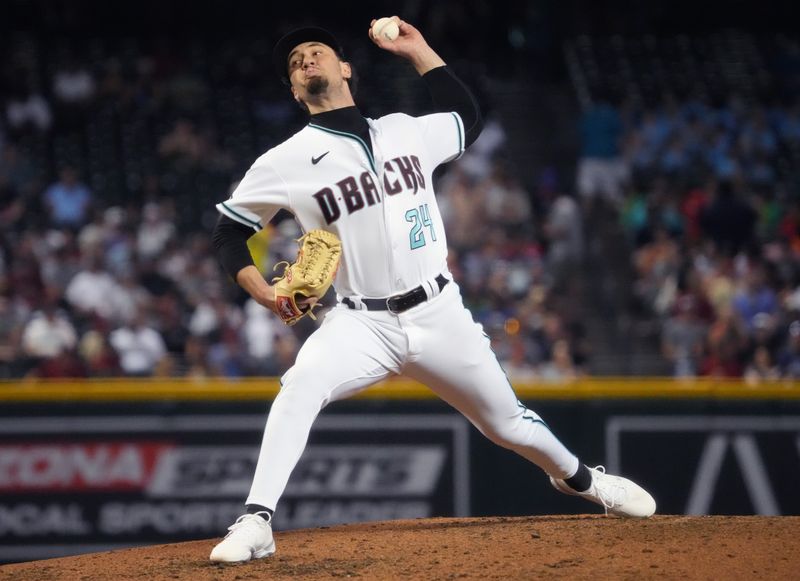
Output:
[{"xmin": 372, "ymin": 17, "xmax": 400, "ymax": 41}]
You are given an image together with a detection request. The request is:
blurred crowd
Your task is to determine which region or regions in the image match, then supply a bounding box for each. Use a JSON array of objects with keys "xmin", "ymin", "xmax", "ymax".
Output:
[
  {"xmin": 577, "ymin": 88, "xmax": 800, "ymax": 381},
  {"xmin": 566, "ymin": 28, "xmax": 800, "ymax": 382},
  {"xmin": 0, "ymin": 30, "xmax": 586, "ymax": 383},
  {"xmin": 6, "ymin": 21, "xmax": 798, "ymax": 384},
  {"xmin": 438, "ymin": 121, "xmax": 588, "ymax": 382}
]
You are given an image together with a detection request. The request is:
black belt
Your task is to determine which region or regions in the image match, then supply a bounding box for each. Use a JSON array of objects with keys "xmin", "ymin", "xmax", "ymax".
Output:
[{"xmin": 342, "ymin": 274, "xmax": 449, "ymax": 314}]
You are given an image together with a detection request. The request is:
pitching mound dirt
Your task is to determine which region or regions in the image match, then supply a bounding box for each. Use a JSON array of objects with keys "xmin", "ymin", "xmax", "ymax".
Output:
[{"xmin": 1, "ymin": 515, "xmax": 798, "ymax": 580}]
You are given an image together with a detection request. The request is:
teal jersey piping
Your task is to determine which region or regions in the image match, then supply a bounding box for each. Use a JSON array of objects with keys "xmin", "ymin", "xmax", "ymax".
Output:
[
  {"xmin": 220, "ymin": 201, "xmax": 263, "ymax": 231},
  {"xmin": 308, "ymin": 123, "xmax": 376, "ymax": 173},
  {"xmin": 481, "ymin": 330, "xmax": 552, "ymax": 431},
  {"xmin": 451, "ymin": 112, "xmax": 464, "ymax": 158}
]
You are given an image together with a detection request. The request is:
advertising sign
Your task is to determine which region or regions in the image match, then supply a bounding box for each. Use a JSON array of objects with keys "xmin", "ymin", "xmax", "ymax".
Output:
[
  {"xmin": 0, "ymin": 414, "xmax": 469, "ymax": 563},
  {"xmin": 606, "ymin": 415, "xmax": 800, "ymax": 516}
]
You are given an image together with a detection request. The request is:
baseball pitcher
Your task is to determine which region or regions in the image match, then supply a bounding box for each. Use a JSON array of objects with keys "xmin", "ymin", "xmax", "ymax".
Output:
[{"xmin": 209, "ymin": 16, "xmax": 656, "ymax": 563}]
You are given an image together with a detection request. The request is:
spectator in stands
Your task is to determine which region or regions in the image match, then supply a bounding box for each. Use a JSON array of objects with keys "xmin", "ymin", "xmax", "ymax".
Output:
[
  {"xmin": 183, "ymin": 335, "xmax": 219, "ymax": 378},
  {"xmin": 79, "ymin": 322, "xmax": 121, "ymax": 377},
  {"xmin": 530, "ymin": 312, "xmax": 570, "ymax": 365},
  {"xmin": 148, "ymin": 289, "xmax": 190, "ymax": 360},
  {"xmin": 207, "ymin": 326, "xmax": 247, "ymax": 378},
  {"xmin": 778, "ymin": 200, "xmax": 800, "ymax": 251},
  {"xmin": 64, "ymin": 252, "xmax": 121, "ymax": 321},
  {"xmin": 747, "ymin": 152, "xmax": 777, "ymax": 188},
  {"xmin": 51, "ymin": 56, "xmax": 96, "ymax": 131},
  {"xmin": 776, "ymin": 100, "xmax": 800, "ymax": 144},
  {"xmin": 76, "ymin": 208, "xmax": 108, "ymax": 255},
  {"xmin": 28, "ymin": 347, "xmax": 87, "ymax": 378},
  {"xmin": 680, "ymin": 267, "xmax": 715, "ymax": 323},
  {"xmin": 776, "ymin": 320, "xmax": 800, "ymax": 378},
  {"xmin": 42, "ymin": 165, "xmax": 93, "ymax": 229},
  {"xmin": 137, "ymin": 201, "xmax": 176, "ymax": 260},
  {"xmin": 744, "ymin": 345, "xmax": 780, "ymax": 385},
  {"xmin": 483, "ymin": 263, "xmax": 517, "ymax": 322},
  {"xmin": 157, "ymin": 118, "xmax": 206, "ymax": 168},
  {"xmin": 754, "ymin": 190, "xmax": 784, "ymax": 241},
  {"xmin": 52, "ymin": 57, "xmax": 96, "ymax": 106},
  {"xmin": 701, "ymin": 254, "xmax": 736, "ymax": 316},
  {"xmin": 459, "ymin": 230, "xmax": 505, "ymax": 307},
  {"xmin": 21, "ymin": 289, "xmax": 77, "ymax": 360},
  {"xmin": 543, "ymin": 191, "xmax": 583, "ymax": 290},
  {"xmin": 5, "ymin": 81, "xmax": 52, "ymax": 135},
  {"xmin": 240, "ymin": 298, "xmax": 283, "ymax": 376},
  {"xmin": 739, "ymin": 108, "xmax": 777, "ymax": 158},
  {"xmin": 661, "ymin": 294, "xmax": 708, "ymax": 377},
  {"xmin": 0, "ymin": 143, "xmax": 38, "ymax": 199},
  {"xmin": 0, "ymin": 294, "xmax": 25, "ymax": 378},
  {"xmin": 620, "ymin": 181, "xmax": 649, "ymax": 245},
  {"xmin": 159, "ymin": 233, "xmax": 218, "ymax": 303},
  {"xmin": 538, "ymin": 339, "xmax": 579, "ymax": 382},
  {"xmin": 482, "ymin": 160, "xmax": 532, "ymax": 231},
  {"xmin": 700, "ymin": 304, "xmax": 746, "ymax": 377},
  {"xmin": 39, "ymin": 230, "xmax": 82, "ymax": 293},
  {"xmin": 576, "ymin": 90, "xmax": 625, "ymax": 207},
  {"xmin": 0, "ymin": 172, "xmax": 24, "ymax": 235},
  {"xmin": 633, "ymin": 226, "xmax": 680, "ymax": 316},
  {"xmin": 747, "ymin": 311, "xmax": 781, "ymax": 359},
  {"xmin": 437, "ymin": 164, "xmax": 486, "ymax": 251},
  {"xmin": 660, "ymin": 135, "xmax": 689, "ymax": 176},
  {"xmin": 114, "ymin": 272, "xmax": 153, "ymax": 324},
  {"xmin": 732, "ymin": 265, "xmax": 779, "ymax": 336},
  {"xmin": 6, "ymin": 232, "xmax": 45, "ymax": 310},
  {"xmin": 680, "ymin": 179, "xmax": 711, "ymax": 244},
  {"xmin": 272, "ymin": 332, "xmax": 301, "ymax": 377},
  {"xmin": 188, "ymin": 290, "xmax": 244, "ymax": 339},
  {"xmin": 699, "ymin": 179, "xmax": 757, "ymax": 256},
  {"xmin": 100, "ymin": 206, "xmax": 136, "ymax": 276},
  {"xmin": 498, "ymin": 332, "xmax": 538, "ymax": 382},
  {"xmin": 109, "ymin": 308, "xmax": 167, "ymax": 376}
]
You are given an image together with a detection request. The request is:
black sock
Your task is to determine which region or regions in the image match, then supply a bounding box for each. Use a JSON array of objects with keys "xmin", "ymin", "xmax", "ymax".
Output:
[
  {"xmin": 246, "ymin": 504, "xmax": 274, "ymax": 523},
  {"xmin": 564, "ymin": 463, "xmax": 593, "ymax": 493}
]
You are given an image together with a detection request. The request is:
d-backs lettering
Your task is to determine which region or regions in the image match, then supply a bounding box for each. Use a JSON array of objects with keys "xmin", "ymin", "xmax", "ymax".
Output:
[{"xmin": 313, "ymin": 155, "xmax": 425, "ymax": 224}]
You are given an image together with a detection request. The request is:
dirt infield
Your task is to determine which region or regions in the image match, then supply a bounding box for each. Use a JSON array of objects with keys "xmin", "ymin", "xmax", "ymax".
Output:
[{"xmin": 1, "ymin": 515, "xmax": 798, "ymax": 580}]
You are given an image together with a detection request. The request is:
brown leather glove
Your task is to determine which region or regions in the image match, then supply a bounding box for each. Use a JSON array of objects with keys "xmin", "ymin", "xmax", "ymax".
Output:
[{"xmin": 272, "ymin": 229, "xmax": 342, "ymax": 325}]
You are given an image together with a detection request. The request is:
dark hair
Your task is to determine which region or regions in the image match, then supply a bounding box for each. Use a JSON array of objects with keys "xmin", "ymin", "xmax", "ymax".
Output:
[
  {"xmin": 273, "ymin": 27, "xmax": 357, "ymax": 112},
  {"xmin": 273, "ymin": 26, "xmax": 344, "ymax": 83}
]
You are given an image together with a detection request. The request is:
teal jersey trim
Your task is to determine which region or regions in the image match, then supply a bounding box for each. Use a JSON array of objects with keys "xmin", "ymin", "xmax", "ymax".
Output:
[
  {"xmin": 308, "ymin": 123, "xmax": 376, "ymax": 173},
  {"xmin": 220, "ymin": 201, "xmax": 263, "ymax": 230},
  {"xmin": 451, "ymin": 112, "xmax": 463, "ymax": 156},
  {"xmin": 482, "ymin": 330, "xmax": 552, "ymax": 431},
  {"xmin": 516, "ymin": 401, "xmax": 551, "ymax": 430}
]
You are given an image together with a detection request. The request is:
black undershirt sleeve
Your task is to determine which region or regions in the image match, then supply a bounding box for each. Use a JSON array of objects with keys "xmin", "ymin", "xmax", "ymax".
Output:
[
  {"xmin": 422, "ymin": 66, "xmax": 483, "ymax": 147},
  {"xmin": 212, "ymin": 214, "xmax": 257, "ymax": 281}
]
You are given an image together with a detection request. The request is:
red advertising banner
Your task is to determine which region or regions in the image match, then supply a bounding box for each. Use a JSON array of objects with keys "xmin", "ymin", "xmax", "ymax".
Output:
[{"xmin": 0, "ymin": 443, "xmax": 173, "ymax": 492}]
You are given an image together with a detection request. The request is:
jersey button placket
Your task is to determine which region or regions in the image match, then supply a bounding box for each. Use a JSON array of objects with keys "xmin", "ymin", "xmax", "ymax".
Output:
[{"xmin": 370, "ymin": 122, "xmax": 400, "ymax": 297}]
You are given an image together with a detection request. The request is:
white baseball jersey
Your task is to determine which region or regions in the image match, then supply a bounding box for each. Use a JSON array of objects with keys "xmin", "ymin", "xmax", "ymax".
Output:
[
  {"xmin": 216, "ymin": 111, "xmax": 465, "ymax": 298},
  {"xmin": 216, "ymin": 107, "xmax": 580, "ymax": 516}
]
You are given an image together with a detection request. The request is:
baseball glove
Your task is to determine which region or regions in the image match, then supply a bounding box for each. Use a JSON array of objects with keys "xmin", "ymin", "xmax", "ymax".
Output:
[{"xmin": 272, "ymin": 229, "xmax": 342, "ymax": 325}]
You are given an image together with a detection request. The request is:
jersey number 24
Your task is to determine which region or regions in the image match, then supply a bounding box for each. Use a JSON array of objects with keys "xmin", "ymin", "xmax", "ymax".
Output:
[{"xmin": 405, "ymin": 203, "xmax": 437, "ymax": 250}]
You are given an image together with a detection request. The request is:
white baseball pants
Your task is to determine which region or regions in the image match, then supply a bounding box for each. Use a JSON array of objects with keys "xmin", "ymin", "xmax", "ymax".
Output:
[{"xmin": 246, "ymin": 281, "xmax": 580, "ymax": 510}]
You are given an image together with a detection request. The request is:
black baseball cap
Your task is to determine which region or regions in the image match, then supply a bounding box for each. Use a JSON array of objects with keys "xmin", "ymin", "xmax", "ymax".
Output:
[{"xmin": 272, "ymin": 26, "xmax": 345, "ymax": 84}]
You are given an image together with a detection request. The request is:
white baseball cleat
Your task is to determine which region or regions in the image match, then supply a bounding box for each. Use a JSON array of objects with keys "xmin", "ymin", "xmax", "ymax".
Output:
[
  {"xmin": 209, "ymin": 514, "xmax": 276, "ymax": 563},
  {"xmin": 550, "ymin": 465, "xmax": 656, "ymax": 518}
]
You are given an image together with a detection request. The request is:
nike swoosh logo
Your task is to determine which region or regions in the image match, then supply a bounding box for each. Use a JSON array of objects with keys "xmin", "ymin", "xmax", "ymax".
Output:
[{"xmin": 311, "ymin": 151, "xmax": 330, "ymax": 165}]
